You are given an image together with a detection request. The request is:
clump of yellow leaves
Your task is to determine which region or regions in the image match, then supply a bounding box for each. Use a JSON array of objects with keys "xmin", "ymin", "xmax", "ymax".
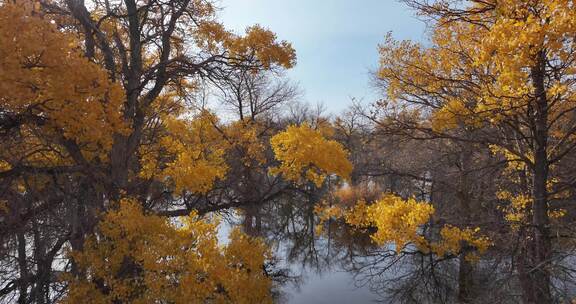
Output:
[
  {"xmin": 63, "ymin": 199, "xmax": 273, "ymax": 304},
  {"xmin": 139, "ymin": 110, "xmax": 271, "ymax": 194},
  {"xmin": 430, "ymin": 98, "xmax": 483, "ymax": 132},
  {"xmin": 270, "ymin": 123, "xmax": 353, "ymax": 187},
  {"xmin": 223, "ymin": 119, "xmax": 267, "ymax": 166},
  {"xmin": 432, "ymin": 226, "xmax": 492, "ymax": 263},
  {"xmin": 316, "ymin": 193, "xmax": 492, "ymax": 260},
  {"xmin": 477, "ymin": 0, "xmax": 576, "ymax": 80},
  {"xmin": 379, "ymin": 0, "xmax": 576, "ymax": 133},
  {"xmin": 498, "ymin": 190, "xmax": 567, "ymax": 230},
  {"xmin": 138, "ymin": 109, "xmax": 226, "ymax": 194},
  {"xmin": 226, "ymin": 25, "xmax": 296, "ymax": 69},
  {"xmin": 195, "ymin": 21, "xmax": 296, "ymax": 70},
  {"xmin": 160, "ymin": 111, "xmax": 228, "ymax": 194},
  {"xmin": 357, "ymin": 195, "xmax": 436, "ymax": 252},
  {"xmin": 0, "ymin": 3, "xmax": 128, "ymax": 157},
  {"xmin": 497, "ymin": 191, "xmax": 532, "ymax": 229},
  {"xmin": 489, "ymin": 145, "xmax": 532, "ymax": 175}
]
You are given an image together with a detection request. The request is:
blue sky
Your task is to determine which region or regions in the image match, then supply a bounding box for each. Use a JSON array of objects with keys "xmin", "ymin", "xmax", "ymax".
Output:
[{"xmin": 218, "ymin": 0, "xmax": 427, "ymax": 114}]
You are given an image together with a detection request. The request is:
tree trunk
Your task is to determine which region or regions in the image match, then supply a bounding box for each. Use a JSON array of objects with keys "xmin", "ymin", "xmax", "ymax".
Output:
[
  {"xmin": 456, "ymin": 146, "xmax": 475, "ymax": 303},
  {"xmin": 522, "ymin": 52, "xmax": 552, "ymax": 304}
]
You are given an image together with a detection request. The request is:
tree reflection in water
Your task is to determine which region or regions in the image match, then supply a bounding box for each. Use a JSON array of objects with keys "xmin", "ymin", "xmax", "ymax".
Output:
[
  {"xmin": 220, "ymin": 188, "xmax": 526, "ymax": 304},
  {"xmin": 221, "ymin": 189, "xmax": 377, "ymax": 302}
]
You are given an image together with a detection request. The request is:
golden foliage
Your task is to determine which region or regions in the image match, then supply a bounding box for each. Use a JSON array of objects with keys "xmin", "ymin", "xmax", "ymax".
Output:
[
  {"xmin": 138, "ymin": 110, "xmax": 227, "ymax": 194},
  {"xmin": 160, "ymin": 111, "xmax": 228, "ymax": 194},
  {"xmin": 222, "ymin": 119, "xmax": 268, "ymax": 166},
  {"xmin": 138, "ymin": 110, "xmax": 272, "ymax": 194},
  {"xmin": 432, "ymin": 226, "xmax": 492, "ymax": 262},
  {"xmin": 378, "ymin": 1, "xmax": 576, "ymax": 133},
  {"xmin": 63, "ymin": 199, "xmax": 273, "ymax": 304},
  {"xmin": 194, "ymin": 21, "xmax": 296, "ymax": 69},
  {"xmin": 316, "ymin": 193, "xmax": 492, "ymax": 259},
  {"xmin": 270, "ymin": 123, "xmax": 353, "ymax": 187},
  {"xmin": 0, "ymin": 3, "xmax": 128, "ymax": 156},
  {"xmin": 0, "ymin": 1, "xmax": 304, "ymax": 302},
  {"xmin": 498, "ymin": 190, "xmax": 567, "ymax": 230}
]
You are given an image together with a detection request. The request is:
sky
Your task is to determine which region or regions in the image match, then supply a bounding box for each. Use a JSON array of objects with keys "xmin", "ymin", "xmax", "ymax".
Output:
[{"xmin": 218, "ymin": 0, "xmax": 427, "ymax": 114}]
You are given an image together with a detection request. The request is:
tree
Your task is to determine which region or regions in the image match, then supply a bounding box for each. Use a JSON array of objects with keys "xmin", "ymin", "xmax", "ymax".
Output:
[
  {"xmin": 270, "ymin": 123, "xmax": 353, "ymax": 188},
  {"xmin": 0, "ymin": 1, "xmax": 352, "ymax": 303},
  {"xmin": 317, "ymin": 192, "xmax": 491, "ymax": 265},
  {"xmin": 216, "ymin": 69, "xmax": 300, "ymax": 122},
  {"xmin": 63, "ymin": 200, "xmax": 273, "ymax": 304},
  {"xmin": 375, "ymin": 1, "xmax": 576, "ymax": 302}
]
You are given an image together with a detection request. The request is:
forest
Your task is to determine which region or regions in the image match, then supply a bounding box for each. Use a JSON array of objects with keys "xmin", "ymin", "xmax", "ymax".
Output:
[{"xmin": 0, "ymin": 0, "xmax": 575, "ymax": 303}]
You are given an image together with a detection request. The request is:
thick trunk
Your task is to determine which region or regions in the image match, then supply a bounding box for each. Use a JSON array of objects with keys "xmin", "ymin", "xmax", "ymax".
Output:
[
  {"xmin": 529, "ymin": 148, "xmax": 551, "ymax": 303},
  {"xmin": 110, "ymin": 137, "xmax": 130, "ymax": 193},
  {"xmin": 522, "ymin": 53, "xmax": 552, "ymax": 304}
]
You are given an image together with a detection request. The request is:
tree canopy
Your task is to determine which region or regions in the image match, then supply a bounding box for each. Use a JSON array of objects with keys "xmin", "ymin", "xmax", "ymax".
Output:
[{"xmin": 1, "ymin": 0, "xmax": 576, "ymax": 304}]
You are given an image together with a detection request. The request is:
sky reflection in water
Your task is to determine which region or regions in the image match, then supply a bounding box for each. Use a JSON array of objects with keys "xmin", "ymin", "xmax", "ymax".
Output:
[{"xmin": 217, "ymin": 197, "xmax": 383, "ymax": 304}]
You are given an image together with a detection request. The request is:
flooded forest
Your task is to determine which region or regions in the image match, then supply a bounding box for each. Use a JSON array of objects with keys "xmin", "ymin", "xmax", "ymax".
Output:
[{"xmin": 1, "ymin": 0, "xmax": 576, "ymax": 303}]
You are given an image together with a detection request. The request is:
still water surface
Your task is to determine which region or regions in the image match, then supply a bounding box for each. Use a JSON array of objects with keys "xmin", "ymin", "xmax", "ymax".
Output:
[
  {"xmin": 217, "ymin": 198, "xmax": 384, "ymax": 304},
  {"xmin": 216, "ymin": 195, "xmax": 576, "ymax": 304},
  {"xmin": 282, "ymin": 269, "xmax": 379, "ymax": 304}
]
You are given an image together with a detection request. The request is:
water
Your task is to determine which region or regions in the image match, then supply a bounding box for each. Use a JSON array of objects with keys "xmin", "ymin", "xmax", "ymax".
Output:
[
  {"xmin": 215, "ymin": 193, "xmax": 576, "ymax": 304},
  {"xmin": 217, "ymin": 198, "xmax": 384, "ymax": 303},
  {"xmin": 282, "ymin": 270, "xmax": 379, "ymax": 304}
]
